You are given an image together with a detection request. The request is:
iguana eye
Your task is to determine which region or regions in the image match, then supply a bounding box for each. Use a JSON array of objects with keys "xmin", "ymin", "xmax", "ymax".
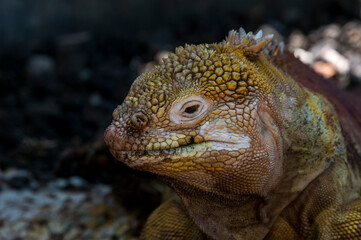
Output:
[{"xmin": 170, "ymin": 96, "xmax": 211, "ymax": 124}]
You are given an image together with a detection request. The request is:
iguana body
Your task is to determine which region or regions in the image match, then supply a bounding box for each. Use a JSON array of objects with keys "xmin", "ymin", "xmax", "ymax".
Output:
[{"xmin": 104, "ymin": 28, "xmax": 361, "ymax": 239}]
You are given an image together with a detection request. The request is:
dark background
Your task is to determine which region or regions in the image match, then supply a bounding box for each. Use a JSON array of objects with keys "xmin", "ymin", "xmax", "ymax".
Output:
[
  {"xmin": 1, "ymin": 0, "xmax": 359, "ymax": 180},
  {"xmin": 0, "ymin": 0, "xmax": 360, "ymax": 239}
]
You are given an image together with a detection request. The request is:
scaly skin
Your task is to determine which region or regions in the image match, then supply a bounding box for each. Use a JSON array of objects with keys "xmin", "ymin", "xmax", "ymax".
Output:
[{"xmin": 104, "ymin": 28, "xmax": 361, "ymax": 239}]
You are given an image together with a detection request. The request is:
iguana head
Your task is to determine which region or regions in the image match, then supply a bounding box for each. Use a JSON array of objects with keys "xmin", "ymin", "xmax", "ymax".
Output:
[{"xmin": 105, "ymin": 29, "xmax": 286, "ymax": 198}]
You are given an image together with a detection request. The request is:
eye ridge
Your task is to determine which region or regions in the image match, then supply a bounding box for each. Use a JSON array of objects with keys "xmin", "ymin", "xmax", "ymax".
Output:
[{"xmin": 184, "ymin": 104, "xmax": 199, "ymax": 114}]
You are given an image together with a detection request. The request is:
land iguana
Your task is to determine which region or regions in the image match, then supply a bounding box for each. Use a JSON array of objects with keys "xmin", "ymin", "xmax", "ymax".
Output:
[{"xmin": 104, "ymin": 28, "xmax": 361, "ymax": 239}]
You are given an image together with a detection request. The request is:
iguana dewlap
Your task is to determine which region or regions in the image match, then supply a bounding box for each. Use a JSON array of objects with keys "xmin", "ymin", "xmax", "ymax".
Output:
[{"xmin": 104, "ymin": 28, "xmax": 361, "ymax": 240}]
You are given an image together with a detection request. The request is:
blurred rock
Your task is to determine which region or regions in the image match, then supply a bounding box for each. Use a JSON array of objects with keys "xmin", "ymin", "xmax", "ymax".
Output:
[
  {"xmin": 63, "ymin": 227, "xmax": 82, "ymax": 240},
  {"xmin": 25, "ymin": 225, "xmax": 50, "ymax": 240},
  {"xmin": 68, "ymin": 176, "xmax": 89, "ymax": 190},
  {"xmin": 21, "ymin": 137, "xmax": 58, "ymax": 154},
  {"xmin": 58, "ymin": 32, "xmax": 91, "ymax": 48},
  {"xmin": 308, "ymin": 24, "xmax": 341, "ymax": 42},
  {"xmin": 293, "ymin": 48, "xmax": 314, "ymax": 65},
  {"xmin": 28, "ymin": 180, "xmax": 40, "ymax": 190},
  {"xmin": 47, "ymin": 176, "xmax": 90, "ymax": 190},
  {"xmin": 288, "ymin": 30, "xmax": 309, "ymax": 50},
  {"xmin": 313, "ymin": 43, "xmax": 350, "ymax": 76},
  {"xmin": 48, "ymin": 219, "xmax": 71, "ymax": 235},
  {"xmin": 313, "ymin": 61, "xmax": 337, "ymax": 79},
  {"xmin": 340, "ymin": 21, "xmax": 361, "ymax": 52},
  {"xmin": 3, "ymin": 168, "xmax": 33, "ymax": 189},
  {"xmin": 141, "ymin": 61, "xmax": 156, "ymax": 73},
  {"xmin": 321, "ymin": 24, "xmax": 341, "ymax": 39},
  {"xmin": 138, "ymin": 50, "xmax": 170, "ymax": 74},
  {"xmin": 89, "ymin": 93, "xmax": 103, "ymax": 107},
  {"xmin": 27, "ymin": 54, "xmax": 55, "ymax": 77},
  {"xmin": 155, "ymin": 50, "xmax": 171, "ymax": 64},
  {"xmin": 310, "ymin": 40, "xmax": 350, "ymax": 87},
  {"xmin": 345, "ymin": 51, "xmax": 361, "ymax": 83},
  {"xmin": 47, "ymin": 178, "xmax": 68, "ymax": 190},
  {"xmin": 78, "ymin": 69, "xmax": 92, "ymax": 81}
]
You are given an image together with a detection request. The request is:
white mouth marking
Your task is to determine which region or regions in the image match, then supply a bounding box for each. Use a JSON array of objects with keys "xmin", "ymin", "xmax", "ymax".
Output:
[
  {"xmin": 209, "ymin": 135, "xmax": 250, "ymax": 150},
  {"xmin": 199, "ymin": 120, "xmax": 251, "ymax": 150}
]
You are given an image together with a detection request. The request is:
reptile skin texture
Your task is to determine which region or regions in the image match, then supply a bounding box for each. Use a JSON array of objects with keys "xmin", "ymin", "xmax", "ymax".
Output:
[{"xmin": 104, "ymin": 28, "xmax": 361, "ymax": 239}]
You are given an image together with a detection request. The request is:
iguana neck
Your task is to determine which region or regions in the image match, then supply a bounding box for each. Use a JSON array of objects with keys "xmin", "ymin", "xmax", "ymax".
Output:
[
  {"xmin": 164, "ymin": 177, "xmax": 269, "ymax": 240},
  {"xmin": 260, "ymin": 55, "xmax": 347, "ymax": 227},
  {"xmin": 271, "ymin": 64, "xmax": 347, "ymax": 195},
  {"xmin": 256, "ymin": 55, "xmax": 346, "ymax": 190}
]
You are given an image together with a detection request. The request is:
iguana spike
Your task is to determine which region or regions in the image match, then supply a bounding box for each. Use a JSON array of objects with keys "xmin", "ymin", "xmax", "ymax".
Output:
[
  {"xmin": 254, "ymin": 30, "xmax": 263, "ymax": 40},
  {"xmin": 276, "ymin": 41, "xmax": 285, "ymax": 56},
  {"xmin": 239, "ymin": 27, "xmax": 247, "ymax": 38},
  {"xmin": 265, "ymin": 40, "xmax": 285, "ymax": 59},
  {"xmin": 221, "ymin": 28, "xmax": 275, "ymax": 58}
]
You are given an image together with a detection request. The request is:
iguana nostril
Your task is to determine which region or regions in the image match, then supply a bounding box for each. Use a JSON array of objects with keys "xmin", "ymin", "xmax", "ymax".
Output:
[{"xmin": 131, "ymin": 112, "xmax": 148, "ymax": 129}]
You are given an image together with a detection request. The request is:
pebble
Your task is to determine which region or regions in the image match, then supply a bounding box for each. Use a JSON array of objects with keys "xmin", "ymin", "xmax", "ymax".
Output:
[
  {"xmin": 47, "ymin": 176, "xmax": 90, "ymax": 190},
  {"xmin": 27, "ymin": 54, "xmax": 55, "ymax": 77},
  {"xmin": 48, "ymin": 219, "xmax": 72, "ymax": 235},
  {"xmin": 288, "ymin": 30, "xmax": 309, "ymax": 50},
  {"xmin": 1, "ymin": 168, "xmax": 33, "ymax": 189},
  {"xmin": 293, "ymin": 48, "xmax": 314, "ymax": 65},
  {"xmin": 25, "ymin": 225, "xmax": 50, "ymax": 240},
  {"xmin": 345, "ymin": 51, "xmax": 361, "ymax": 83},
  {"xmin": 68, "ymin": 176, "xmax": 89, "ymax": 189},
  {"xmin": 313, "ymin": 61, "xmax": 337, "ymax": 79}
]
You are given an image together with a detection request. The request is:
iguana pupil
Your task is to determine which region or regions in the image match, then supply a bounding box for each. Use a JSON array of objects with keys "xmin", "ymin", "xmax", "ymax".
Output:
[{"xmin": 184, "ymin": 105, "xmax": 199, "ymax": 114}]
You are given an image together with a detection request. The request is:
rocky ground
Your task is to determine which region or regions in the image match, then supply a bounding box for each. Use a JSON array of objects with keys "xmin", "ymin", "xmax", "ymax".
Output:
[
  {"xmin": 0, "ymin": 167, "xmax": 165, "ymax": 240},
  {"xmin": 0, "ymin": 2, "xmax": 360, "ymax": 238},
  {"xmin": 0, "ymin": 176, "xmax": 129, "ymax": 240}
]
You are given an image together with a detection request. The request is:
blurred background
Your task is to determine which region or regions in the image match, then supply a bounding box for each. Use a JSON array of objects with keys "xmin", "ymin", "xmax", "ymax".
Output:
[{"xmin": 0, "ymin": 0, "xmax": 360, "ymax": 239}]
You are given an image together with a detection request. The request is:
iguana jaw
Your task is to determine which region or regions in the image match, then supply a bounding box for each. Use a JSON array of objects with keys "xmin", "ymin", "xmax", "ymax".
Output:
[
  {"xmin": 105, "ymin": 97, "xmax": 285, "ymax": 199},
  {"xmin": 105, "ymin": 122, "xmax": 251, "ymax": 170}
]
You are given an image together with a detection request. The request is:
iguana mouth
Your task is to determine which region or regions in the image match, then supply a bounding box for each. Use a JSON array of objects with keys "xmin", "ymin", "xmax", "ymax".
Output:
[
  {"xmin": 114, "ymin": 142, "xmax": 207, "ymax": 166},
  {"xmin": 109, "ymin": 139, "xmax": 245, "ymax": 168},
  {"xmin": 112, "ymin": 139, "xmax": 236, "ymax": 153},
  {"xmin": 105, "ymin": 121, "xmax": 251, "ymax": 166}
]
